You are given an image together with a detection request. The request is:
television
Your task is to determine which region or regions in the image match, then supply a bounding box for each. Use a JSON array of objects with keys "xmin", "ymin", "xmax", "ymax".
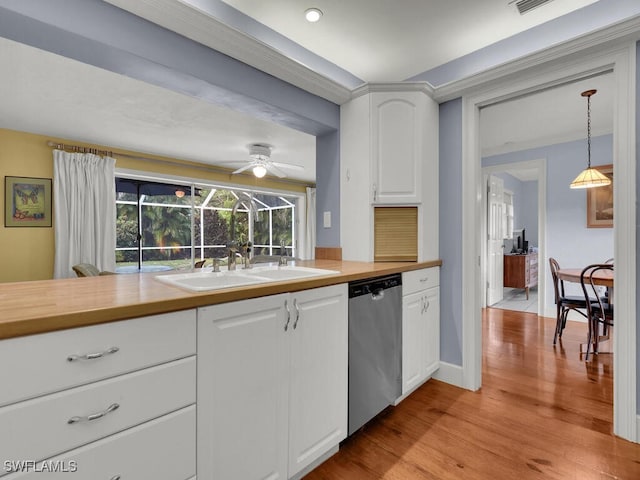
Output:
[{"xmin": 511, "ymin": 228, "xmax": 528, "ymax": 254}]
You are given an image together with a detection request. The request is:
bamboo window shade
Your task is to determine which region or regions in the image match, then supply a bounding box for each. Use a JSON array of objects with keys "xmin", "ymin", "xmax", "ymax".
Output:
[{"xmin": 374, "ymin": 207, "xmax": 418, "ymax": 262}]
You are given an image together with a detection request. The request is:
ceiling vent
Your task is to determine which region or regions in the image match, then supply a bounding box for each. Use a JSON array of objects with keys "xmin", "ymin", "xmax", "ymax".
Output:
[{"xmin": 511, "ymin": 0, "xmax": 554, "ymax": 15}]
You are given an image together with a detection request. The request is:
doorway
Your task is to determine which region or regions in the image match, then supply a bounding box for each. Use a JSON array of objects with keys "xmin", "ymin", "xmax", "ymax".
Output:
[
  {"xmin": 460, "ymin": 44, "xmax": 636, "ymax": 442},
  {"xmin": 482, "ymin": 160, "xmax": 545, "ymax": 316}
]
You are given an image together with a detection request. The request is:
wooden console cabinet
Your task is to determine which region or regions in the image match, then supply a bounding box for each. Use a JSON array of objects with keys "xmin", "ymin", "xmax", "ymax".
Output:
[{"xmin": 503, "ymin": 253, "xmax": 538, "ymax": 299}]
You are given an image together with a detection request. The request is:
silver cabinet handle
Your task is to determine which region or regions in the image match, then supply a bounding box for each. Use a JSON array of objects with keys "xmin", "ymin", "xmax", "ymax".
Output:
[
  {"xmin": 110, "ymin": 476, "xmax": 121, "ymax": 480},
  {"xmin": 420, "ymin": 296, "xmax": 431, "ymax": 314},
  {"xmin": 67, "ymin": 346, "xmax": 119, "ymax": 362},
  {"xmin": 293, "ymin": 299, "xmax": 300, "ymax": 329},
  {"xmin": 68, "ymin": 403, "xmax": 119, "ymax": 424},
  {"xmin": 373, "ymin": 183, "xmax": 377, "ymax": 202},
  {"xmin": 419, "ymin": 277, "xmax": 429, "ymax": 283},
  {"xmin": 284, "ymin": 300, "xmax": 291, "ymax": 331}
]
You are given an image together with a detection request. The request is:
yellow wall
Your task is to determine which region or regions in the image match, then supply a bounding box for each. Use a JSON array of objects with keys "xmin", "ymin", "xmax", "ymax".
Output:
[{"xmin": 0, "ymin": 128, "xmax": 308, "ymax": 283}]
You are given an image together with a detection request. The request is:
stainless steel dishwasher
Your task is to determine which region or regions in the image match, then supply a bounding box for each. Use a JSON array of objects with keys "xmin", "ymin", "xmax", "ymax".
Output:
[{"xmin": 348, "ymin": 274, "xmax": 402, "ymax": 436}]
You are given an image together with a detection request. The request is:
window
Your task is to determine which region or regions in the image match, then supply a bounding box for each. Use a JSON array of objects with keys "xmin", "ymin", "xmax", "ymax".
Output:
[{"xmin": 115, "ymin": 176, "xmax": 299, "ymax": 271}]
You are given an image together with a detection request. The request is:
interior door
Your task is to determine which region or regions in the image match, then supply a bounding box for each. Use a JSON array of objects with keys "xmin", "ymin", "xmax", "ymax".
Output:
[{"xmin": 487, "ymin": 175, "xmax": 505, "ymax": 306}]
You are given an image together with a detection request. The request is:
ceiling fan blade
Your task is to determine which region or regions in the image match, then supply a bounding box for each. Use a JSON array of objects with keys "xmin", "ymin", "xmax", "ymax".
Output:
[
  {"xmin": 266, "ymin": 164, "xmax": 288, "ymax": 178},
  {"xmin": 232, "ymin": 164, "xmax": 253, "ymax": 174},
  {"xmin": 216, "ymin": 160, "xmax": 247, "ymax": 165},
  {"xmin": 270, "ymin": 161, "xmax": 305, "ymax": 171}
]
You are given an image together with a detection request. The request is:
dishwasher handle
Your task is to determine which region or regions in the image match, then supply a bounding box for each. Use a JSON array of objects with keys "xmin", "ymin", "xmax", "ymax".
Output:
[{"xmin": 371, "ymin": 288, "xmax": 385, "ymax": 301}]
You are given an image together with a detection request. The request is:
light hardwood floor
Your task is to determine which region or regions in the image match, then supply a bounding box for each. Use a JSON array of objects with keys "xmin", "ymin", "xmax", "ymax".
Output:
[{"xmin": 305, "ymin": 308, "xmax": 640, "ymax": 479}]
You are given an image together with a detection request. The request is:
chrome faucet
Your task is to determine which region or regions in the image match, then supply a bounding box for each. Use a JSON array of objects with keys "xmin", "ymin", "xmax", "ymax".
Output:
[
  {"xmin": 227, "ymin": 242, "xmax": 239, "ymax": 271},
  {"xmin": 279, "ymin": 239, "xmax": 288, "ymax": 267}
]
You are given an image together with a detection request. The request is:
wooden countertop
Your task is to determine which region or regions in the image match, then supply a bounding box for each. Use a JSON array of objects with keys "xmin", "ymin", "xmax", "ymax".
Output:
[{"xmin": 0, "ymin": 259, "xmax": 441, "ymax": 340}]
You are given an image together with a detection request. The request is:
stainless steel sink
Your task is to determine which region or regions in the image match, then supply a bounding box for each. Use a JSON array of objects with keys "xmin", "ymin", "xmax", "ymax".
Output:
[{"xmin": 155, "ymin": 266, "xmax": 340, "ymax": 292}]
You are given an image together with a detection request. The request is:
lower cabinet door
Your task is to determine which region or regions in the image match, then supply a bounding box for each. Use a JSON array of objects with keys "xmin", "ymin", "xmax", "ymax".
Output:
[
  {"xmin": 197, "ymin": 295, "xmax": 288, "ymax": 480},
  {"xmin": 423, "ymin": 287, "xmax": 440, "ymax": 378},
  {"xmin": 288, "ymin": 284, "xmax": 348, "ymax": 477},
  {"xmin": 3, "ymin": 405, "xmax": 195, "ymax": 479},
  {"xmin": 402, "ymin": 291, "xmax": 424, "ymax": 394}
]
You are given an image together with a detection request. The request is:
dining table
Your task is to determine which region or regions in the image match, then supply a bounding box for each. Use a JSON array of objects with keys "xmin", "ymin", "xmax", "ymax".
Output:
[
  {"xmin": 557, "ymin": 266, "xmax": 614, "ymax": 356},
  {"xmin": 556, "ymin": 267, "xmax": 614, "ymax": 289}
]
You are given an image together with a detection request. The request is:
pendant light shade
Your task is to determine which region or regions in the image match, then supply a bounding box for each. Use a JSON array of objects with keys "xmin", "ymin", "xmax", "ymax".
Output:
[
  {"xmin": 570, "ymin": 89, "xmax": 611, "ymax": 189},
  {"xmin": 569, "ymin": 166, "xmax": 611, "ymax": 189}
]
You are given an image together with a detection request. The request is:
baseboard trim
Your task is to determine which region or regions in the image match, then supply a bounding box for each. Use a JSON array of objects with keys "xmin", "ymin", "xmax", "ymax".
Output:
[
  {"xmin": 636, "ymin": 415, "xmax": 640, "ymax": 444},
  {"xmin": 432, "ymin": 361, "xmax": 464, "ymax": 388}
]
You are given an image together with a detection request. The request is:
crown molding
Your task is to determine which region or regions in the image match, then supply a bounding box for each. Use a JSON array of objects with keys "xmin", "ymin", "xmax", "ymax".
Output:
[
  {"xmin": 105, "ymin": 0, "xmax": 353, "ymax": 105},
  {"xmin": 350, "ymin": 81, "xmax": 436, "ymax": 100},
  {"xmin": 433, "ymin": 14, "xmax": 640, "ymax": 103},
  {"xmin": 105, "ymin": 1, "xmax": 640, "ymax": 107}
]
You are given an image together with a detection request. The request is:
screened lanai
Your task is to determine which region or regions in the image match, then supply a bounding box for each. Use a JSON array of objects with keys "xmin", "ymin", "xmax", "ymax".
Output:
[{"xmin": 115, "ymin": 177, "xmax": 298, "ymax": 272}]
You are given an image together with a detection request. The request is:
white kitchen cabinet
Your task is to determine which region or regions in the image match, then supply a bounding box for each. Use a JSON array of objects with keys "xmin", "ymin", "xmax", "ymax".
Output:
[
  {"xmin": 197, "ymin": 284, "xmax": 348, "ymax": 480},
  {"xmin": 402, "ymin": 290, "xmax": 424, "ymax": 394},
  {"xmin": 371, "ymin": 91, "xmax": 425, "ymax": 204},
  {"xmin": 401, "ymin": 268, "xmax": 440, "ymax": 397},
  {"xmin": 0, "ymin": 311, "xmax": 197, "ymax": 480},
  {"xmin": 287, "ymin": 287, "xmax": 348, "ymax": 476},
  {"xmin": 3, "ymin": 406, "xmax": 196, "ymax": 480},
  {"xmin": 341, "ymin": 84, "xmax": 439, "ymax": 262}
]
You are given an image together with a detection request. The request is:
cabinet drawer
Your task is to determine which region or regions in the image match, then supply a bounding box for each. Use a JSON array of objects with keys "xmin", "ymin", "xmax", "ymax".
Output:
[
  {"xmin": 0, "ymin": 310, "xmax": 196, "ymax": 407},
  {"xmin": 3, "ymin": 405, "xmax": 195, "ymax": 479},
  {"xmin": 0, "ymin": 356, "xmax": 195, "ymax": 469},
  {"xmin": 402, "ymin": 267, "xmax": 439, "ymax": 295}
]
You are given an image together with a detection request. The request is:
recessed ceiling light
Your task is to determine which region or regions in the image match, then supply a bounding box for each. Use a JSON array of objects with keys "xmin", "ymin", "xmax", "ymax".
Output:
[{"xmin": 305, "ymin": 8, "xmax": 323, "ymax": 22}]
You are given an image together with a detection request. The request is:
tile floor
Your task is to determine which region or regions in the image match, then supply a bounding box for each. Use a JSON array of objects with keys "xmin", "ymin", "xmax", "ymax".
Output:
[{"xmin": 490, "ymin": 287, "xmax": 538, "ymax": 313}]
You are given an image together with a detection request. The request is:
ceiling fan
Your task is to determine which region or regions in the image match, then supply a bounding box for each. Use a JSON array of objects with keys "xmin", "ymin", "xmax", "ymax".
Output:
[{"xmin": 219, "ymin": 144, "xmax": 304, "ymax": 178}]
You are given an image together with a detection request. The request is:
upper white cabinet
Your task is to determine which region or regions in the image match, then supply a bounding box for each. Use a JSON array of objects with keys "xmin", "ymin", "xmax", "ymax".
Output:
[
  {"xmin": 197, "ymin": 284, "xmax": 348, "ymax": 480},
  {"xmin": 371, "ymin": 91, "xmax": 425, "ymax": 204},
  {"xmin": 341, "ymin": 85, "xmax": 439, "ymax": 262}
]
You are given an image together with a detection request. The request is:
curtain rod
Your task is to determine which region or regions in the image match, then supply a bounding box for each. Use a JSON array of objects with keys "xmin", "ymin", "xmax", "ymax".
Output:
[
  {"xmin": 47, "ymin": 141, "xmax": 113, "ymax": 157},
  {"xmin": 46, "ymin": 141, "xmax": 315, "ymax": 188}
]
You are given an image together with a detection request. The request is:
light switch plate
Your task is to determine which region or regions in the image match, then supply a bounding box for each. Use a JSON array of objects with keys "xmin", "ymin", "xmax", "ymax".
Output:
[{"xmin": 323, "ymin": 211, "xmax": 331, "ymax": 228}]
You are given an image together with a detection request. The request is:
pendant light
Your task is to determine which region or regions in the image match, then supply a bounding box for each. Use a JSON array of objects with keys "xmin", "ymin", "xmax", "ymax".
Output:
[{"xmin": 570, "ymin": 89, "xmax": 611, "ymax": 189}]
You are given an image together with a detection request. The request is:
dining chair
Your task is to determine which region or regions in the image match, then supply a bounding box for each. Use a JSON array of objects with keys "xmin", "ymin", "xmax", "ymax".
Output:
[
  {"xmin": 579, "ymin": 263, "xmax": 614, "ymax": 361},
  {"xmin": 549, "ymin": 258, "xmax": 588, "ymax": 345},
  {"xmin": 72, "ymin": 263, "xmax": 116, "ymax": 277}
]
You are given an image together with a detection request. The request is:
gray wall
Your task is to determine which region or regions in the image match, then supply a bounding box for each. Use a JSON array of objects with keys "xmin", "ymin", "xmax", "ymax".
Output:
[
  {"xmin": 439, "ymin": 98, "xmax": 464, "ymax": 366},
  {"xmin": 0, "ymin": 0, "xmax": 342, "ymax": 247},
  {"xmin": 636, "ymin": 42, "xmax": 640, "ymax": 414}
]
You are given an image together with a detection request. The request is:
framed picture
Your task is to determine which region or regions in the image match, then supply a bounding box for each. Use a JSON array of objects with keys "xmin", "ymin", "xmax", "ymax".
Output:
[
  {"xmin": 586, "ymin": 164, "xmax": 613, "ymax": 228},
  {"xmin": 4, "ymin": 176, "xmax": 52, "ymax": 227}
]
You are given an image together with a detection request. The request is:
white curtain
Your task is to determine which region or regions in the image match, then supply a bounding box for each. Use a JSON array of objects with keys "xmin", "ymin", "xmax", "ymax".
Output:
[
  {"xmin": 53, "ymin": 150, "xmax": 116, "ymax": 278},
  {"xmin": 303, "ymin": 187, "xmax": 316, "ymax": 260}
]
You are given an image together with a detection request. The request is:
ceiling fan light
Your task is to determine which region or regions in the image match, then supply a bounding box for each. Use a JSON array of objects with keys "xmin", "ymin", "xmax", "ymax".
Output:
[
  {"xmin": 253, "ymin": 165, "xmax": 267, "ymax": 178},
  {"xmin": 305, "ymin": 8, "xmax": 322, "ymax": 22},
  {"xmin": 569, "ymin": 167, "xmax": 611, "ymax": 189}
]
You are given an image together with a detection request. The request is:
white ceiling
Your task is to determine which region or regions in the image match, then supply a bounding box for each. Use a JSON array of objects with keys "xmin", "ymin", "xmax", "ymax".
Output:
[
  {"xmin": 220, "ymin": 0, "xmax": 599, "ymax": 82},
  {"xmin": 0, "ymin": 38, "xmax": 317, "ymax": 182},
  {"xmin": 480, "ymin": 72, "xmax": 614, "ymax": 157},
  {"xmin": 0, "ymin": 0, "xmax": 616, "ymax": 183}
]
